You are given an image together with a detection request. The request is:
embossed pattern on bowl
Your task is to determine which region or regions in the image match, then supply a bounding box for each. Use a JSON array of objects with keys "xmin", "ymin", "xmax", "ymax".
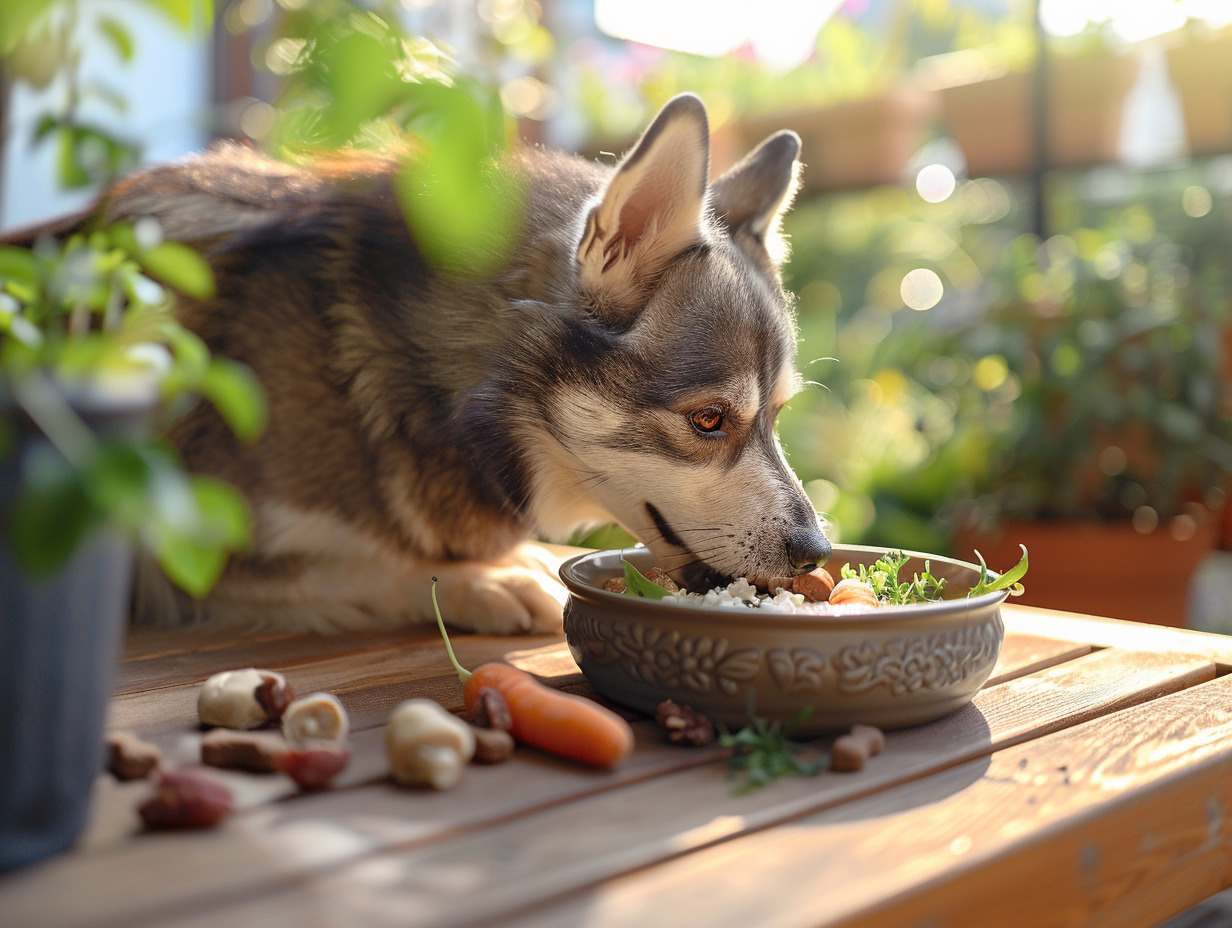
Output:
[{"xmin": 560, "ymin": 545, "xmax": 1007, "ymax": 736}]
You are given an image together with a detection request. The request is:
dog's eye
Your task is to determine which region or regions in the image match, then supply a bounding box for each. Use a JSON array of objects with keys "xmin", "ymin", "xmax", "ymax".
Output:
[{"xmin": 690, "ymin": 407, "xmax": 725, "ymax": 434}]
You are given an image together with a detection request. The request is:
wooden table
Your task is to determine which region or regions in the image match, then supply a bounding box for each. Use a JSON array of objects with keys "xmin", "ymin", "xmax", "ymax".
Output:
[{"xmin": 5, "ymin": 604, "xmax": 1232, "ymax": 928}]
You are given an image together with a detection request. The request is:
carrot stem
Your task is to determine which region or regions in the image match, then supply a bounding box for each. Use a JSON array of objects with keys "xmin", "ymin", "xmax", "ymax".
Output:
[{"xmin": 431, "ymin": 578, "xmax": 472, "ymax": 683}]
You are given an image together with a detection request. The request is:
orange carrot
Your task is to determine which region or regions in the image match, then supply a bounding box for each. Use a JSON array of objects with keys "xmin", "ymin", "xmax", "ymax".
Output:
[{"xmin": 432, "ymin": 581, "xmax": 634, "ymax": 768}]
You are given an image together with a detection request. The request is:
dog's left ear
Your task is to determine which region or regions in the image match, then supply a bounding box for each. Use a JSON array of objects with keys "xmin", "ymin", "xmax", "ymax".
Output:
[
  {"xmin": 710, "ymin": 130, "xmax": 802, "ymax": 272},
  {"xmin": 577, "ymin": 93, "xmax": 710, "ymax": 319}
]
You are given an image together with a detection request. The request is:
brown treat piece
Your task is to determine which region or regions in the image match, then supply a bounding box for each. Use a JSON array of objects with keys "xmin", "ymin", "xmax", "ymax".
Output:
[
  {"xmin": 277, "ymin": 745, "xmax": 351, "ymax": 790},
  {"xmin": 201, "ymin": 729, "xmax": 290, "ymax": 773},
  {"xmin": 654, "ymin": 700, "xmax": 715, "ymax": 746},
  {"xmin": 793, "ymin": 568, "xmax": 835, "ymax": 603},
  {"xmin": 643, "ymin": 568, "xmax": 679, "ymax": 592},
  {"xmin": 601, "ymin": 577, "xmax": 627, "ymax": 593},
  {"xmin": 255, "ymin": 672, "xmax": 294, "ymax": 722},
  {"xmin": 139, "ymin": 769, "xmax": 234, "ymax": 829},
  {"xmin": 764, "ymin": 576, "xmax": 796, "ymax": 594},
  {"xmin": 471, "ymin": 686, "xmax": 514, "ymax": 731},
  {"xmin": 831, "ymin": 725, "xmax": 886, "ymax": 773},
  {"xmin": 470, "ymin": 725, "xmax": 516, "ymax": 764},
  {"xmin": 106, "ymin": 730, "xmax": 161, "ymax": 781},
  {"xmin": 828, "ymin": 578, "xmax": 880, "ymax": 608},
  {"xmin": 849, "ymin": 724, "xmax": 885, "ymax": 756}
]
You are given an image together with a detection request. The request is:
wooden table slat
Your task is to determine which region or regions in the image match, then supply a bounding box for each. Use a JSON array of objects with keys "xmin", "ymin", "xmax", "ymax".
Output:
[{"xmin": 46, "ymin": 646, "xmax": 1210, "ymax": 928}]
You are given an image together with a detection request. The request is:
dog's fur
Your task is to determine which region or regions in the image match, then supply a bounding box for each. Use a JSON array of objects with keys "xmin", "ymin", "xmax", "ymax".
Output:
[{"xmin": 27, "ymin": 93, "xmax": 831, "ymax": 633}]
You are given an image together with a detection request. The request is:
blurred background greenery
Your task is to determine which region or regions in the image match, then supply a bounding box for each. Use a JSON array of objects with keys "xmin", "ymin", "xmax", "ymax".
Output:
[{"xmin": 2, "ymin": 0, "xmax": 1230, "ymax": 621}]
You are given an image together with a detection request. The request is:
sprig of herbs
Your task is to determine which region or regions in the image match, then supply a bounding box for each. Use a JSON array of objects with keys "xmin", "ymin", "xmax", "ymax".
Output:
[
  {"xmin": 840, "ymin": 550, "xmax": 946, "ymax": 605},
  {"xmin": 968, "ymin": 545, "xmax": 1029, "ymax": 598},
  {"xmin": 718, "ymin": 699, "xmax": 825, "ymax": 794}
]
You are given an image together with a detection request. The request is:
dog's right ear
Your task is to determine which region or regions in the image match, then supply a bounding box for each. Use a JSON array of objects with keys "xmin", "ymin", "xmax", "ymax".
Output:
[{"xmin": 576, "ymin": 93, "xmax": 710, "ymax": 321}]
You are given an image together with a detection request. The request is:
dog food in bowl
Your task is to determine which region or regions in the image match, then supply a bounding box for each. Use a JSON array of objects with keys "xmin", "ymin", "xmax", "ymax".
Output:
[{"xmin": 559, "ymin": 545, "xmax": 1024, "ymax": 737}]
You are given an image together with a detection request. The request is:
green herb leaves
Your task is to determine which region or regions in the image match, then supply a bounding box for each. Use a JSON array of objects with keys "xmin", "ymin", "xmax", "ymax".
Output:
[
  {"xmin": 968, "ymin": 545, "xmax": 1029, "ymax": 598},
  {"xmin": 621, "ymin": 558, "xmax": 671, "ymax": 599},
  {"xmin": 840, "ymin": 550, "xmax": 946, "ymax": 605},
  {"xmin": 719, "ymin": 702, "xmax": 824, "ymax": 794}
]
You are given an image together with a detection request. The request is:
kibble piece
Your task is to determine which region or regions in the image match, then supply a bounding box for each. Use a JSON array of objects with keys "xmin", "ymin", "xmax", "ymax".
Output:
[
  {"xmin": 201, "ymin": 729, "xmax": 290, "ymax": 773},
  {"xmin": 828, "ymin": 578, "xmax": 880, "ymax": 608},
  {"xmin": 831, "ymin": 724, "xmax": 886, "ymax": 773},
  {"xmin": 793, "ymin": 568, "xmax": 836, "ymax": 603},
  {"xmin": 470, "ymin": 725, "xmax": 516, "ymax": 764},
  {"xmin": 642, "ymin": 568, "xmax": 680, "ymax": 592},
  {"xmin": 106, "ymin": 730, "xmax": 161, "ymax": 781},
  {"xmin": 198, "ymin": 668, "xmax": 293, "ymax": 730},
  {"xmin": 386, "ymin": 699, "xmax": 476, "ymax": 790},
  {"xmin": 764, "ymin": 576, "xmax": 796, "ymax": 594},
  {"xmin": 139, "ymin": 769, "xmax": 234, "ymax": 829},
  {"xmin": 277, "ymin": 745, "xmax": 351, "ymax": 790},
  {"xmin": 282, "ymin": 692, "xmax": 349, "ymax": 744},
  {"xmin": 471, "ymin": 686, "xmax": 513, "ymax": 732},
  {"xmin": 655, "ymin": 700, "xmax": 715, "ymax": 746},
  {"xmin": 601, "ymin": 577, "xmax": 627, "ymax": 593}
]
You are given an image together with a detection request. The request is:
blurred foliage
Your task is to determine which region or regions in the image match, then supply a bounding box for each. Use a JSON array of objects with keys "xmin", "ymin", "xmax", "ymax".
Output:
[
  {"xmin": 0, "ymin": 0, "xmax": 266, "ymax": 594},
  {"xmin": 778, "ymin": 163, "xmax": 1232, "ymax": 552},
  {"xmin": 2, "ymin": 0, "xmax": 214, "ymax": 190}
]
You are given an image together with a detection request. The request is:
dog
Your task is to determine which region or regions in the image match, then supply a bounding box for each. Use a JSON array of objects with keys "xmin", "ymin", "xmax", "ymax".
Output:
[{"xmin": 31, "ymin": 92, "xmax": 832, "ymax": 633}]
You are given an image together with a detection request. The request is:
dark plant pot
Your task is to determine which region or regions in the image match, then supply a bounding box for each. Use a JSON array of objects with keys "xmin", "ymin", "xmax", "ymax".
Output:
[{"xmin": 0, "ymin": 383, "xmax": 153, "ymax": 873}]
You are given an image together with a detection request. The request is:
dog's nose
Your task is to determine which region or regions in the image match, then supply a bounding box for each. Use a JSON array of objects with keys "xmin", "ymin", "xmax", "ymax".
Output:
[{"xmin": 787, "ymin": 528, "xmax": 831, "ymax": 571}]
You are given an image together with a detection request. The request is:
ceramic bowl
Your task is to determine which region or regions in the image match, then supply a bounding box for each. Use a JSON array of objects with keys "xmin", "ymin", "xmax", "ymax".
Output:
[{"xmin": 560, "ymin": 545, "xmax": 1008, "ymax": 737}]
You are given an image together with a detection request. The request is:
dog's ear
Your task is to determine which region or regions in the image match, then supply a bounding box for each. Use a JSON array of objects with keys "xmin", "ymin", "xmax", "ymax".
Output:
[
  {"xmin": 577, "ymin": 93, "xmax": 709, "ymax": 318},
  {"xmin": 711, "ymin": 130, "xmax": 801, "ymax": 272}
]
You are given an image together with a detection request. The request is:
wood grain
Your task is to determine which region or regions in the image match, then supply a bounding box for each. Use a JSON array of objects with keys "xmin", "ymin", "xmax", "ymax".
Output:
[
  {"xmin": 506, "ymin": 673, "xmax": 1232, "ymax": 928},
  {"xmin": 87, "ymin": 647, "xmax": 1213, "ymax": 928}
]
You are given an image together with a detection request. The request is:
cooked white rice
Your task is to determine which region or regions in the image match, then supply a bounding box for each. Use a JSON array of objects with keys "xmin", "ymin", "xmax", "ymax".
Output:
[{"xmin": 659, "ymin": 577, "xmax": 873, "ymax": 615}]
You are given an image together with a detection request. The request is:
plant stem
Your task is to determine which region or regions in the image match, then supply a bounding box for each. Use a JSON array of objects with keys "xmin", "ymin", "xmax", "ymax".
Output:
[
  {"xmin": 431, "ymin": 578, "xmax": 472, "ymax": 683},
  {"xmin": 11, "ymin": 375, "xmax": 98, "ymax": 468}
]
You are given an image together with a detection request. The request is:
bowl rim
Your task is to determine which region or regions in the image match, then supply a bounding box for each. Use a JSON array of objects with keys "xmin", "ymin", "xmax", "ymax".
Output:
[{"xmin": 559, "ymin": 543, "xmax": 1010, "ymax": 627}]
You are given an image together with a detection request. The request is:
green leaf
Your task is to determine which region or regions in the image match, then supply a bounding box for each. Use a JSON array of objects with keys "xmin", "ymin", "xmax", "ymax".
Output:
[
  {"xmin": 7, "ymin": 449, "xmax": 100, "ymax": 574},
  {"xmin": 150, "ymin": 475, "xmax": 251, "ymax": 598},
  {"xmin": 135, "ymin": 241, "xmax": 215, "ymax": 299},
  {"xmin": 0, "ymin": 246, "xmax": 41, "ymax": 289},
  {"xmin": 621, "ymin": 558, "xmax": 671, "ymax": 599},
  {"xmin": 99, "ymin": 17, "xmax": 134, "ymax": 61},
  {"xmin": 969, "ymin": 545, "xmax": 1029, "ymax": 598},
  {"xmin": 201, "ymin": 359, "xmax": 266, "ymax": 441}
]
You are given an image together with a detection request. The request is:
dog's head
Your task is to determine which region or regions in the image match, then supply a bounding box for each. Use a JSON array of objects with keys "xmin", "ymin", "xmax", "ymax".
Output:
[{"xmin": 525, "ymin": 93, "xmax": 831, "ymax": 590}]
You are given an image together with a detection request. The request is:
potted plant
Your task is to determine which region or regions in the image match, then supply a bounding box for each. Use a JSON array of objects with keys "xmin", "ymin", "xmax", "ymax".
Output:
[
  {"xmin": 923, "ymin": 27, "xmax": 1139, "ymax": 176},
  {"xmin": 0, "ymin": 217, "xmax": 265, "ymax": 873},
  {"xmin": 1165, "ymin": 21, "xmax": 1232, "ymax": 157}
]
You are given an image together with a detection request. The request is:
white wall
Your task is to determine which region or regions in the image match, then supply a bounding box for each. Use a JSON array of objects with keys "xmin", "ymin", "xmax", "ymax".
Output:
[{"xmin": 2, "ymin": 0, "xmax": 210, "ymax": 230}]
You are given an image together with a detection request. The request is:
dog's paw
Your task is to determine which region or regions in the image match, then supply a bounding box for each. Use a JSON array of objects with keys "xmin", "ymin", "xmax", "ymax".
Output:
[{"xmin": 430, "ymin": 549, "xmax": 568, "ymax": 635}]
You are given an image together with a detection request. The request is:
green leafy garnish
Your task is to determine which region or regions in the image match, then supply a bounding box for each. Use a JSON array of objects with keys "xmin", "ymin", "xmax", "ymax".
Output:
[
  {"xmin": 718, "ymin": 697, "xmax": 824, "ymax": 794},
  {"xmin": 968, "ymin": 545, "xmax": 1029, "ymax": 598},
  {"xmin": 621, "ymin": 559, "xmax": 672, "ymax": 600},
  {"xmin": 840, "ymin": 550, "xmax": 946, "ymax": 605}
]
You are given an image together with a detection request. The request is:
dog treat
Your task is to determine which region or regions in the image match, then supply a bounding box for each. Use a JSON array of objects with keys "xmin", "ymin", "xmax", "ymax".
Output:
[
  {"xmin": 386, "ymin": 699, "xmax": 476, "ymax": 790},
  {"xmin": 282, "ymin": 692, "xmax": 349, "ymax": 744},
  {"xmin": 642, "ymin": 568, "xmax": 679, "ymax": 592},
  {"xmin": 198, "ymin": 668, "xmax": 294, "ymax": 730},
  {"xmin": 764, "ymin": 576, "xmax": 795, "ymax": 594},
  {"xmin": 602, "ymin": 577, "xmax": 627, "ymax": 593},
  {"xmin": 471, "ymin": 686, "xmax": 514, "ymax": 732},
  {"xmin": 139, "ymin": 769, "xmax": 234, "ymax": 829},
  {"xmin": 105, "ymin": 730, "xmax": 162, "ymax": 781},
  {"xmin": 655, "ymin": 700, "xmax": 715, "ymax": 746},
  {"xmin": 470, "ymin": 725, "xmax": 516, "ymax": 764},
  {"xmin": 793, "ymin": 568, "xmax": 836, "ymax": 603},
  {"xmin": 201, "ymin": 729, "xmax": 290, "ymax": 773},
  {"xmin": 831, "ymin": 724, "xmax": 886, "ymax": 773},
  {"xmin": 827, "ymin": 578, "xmax": 880, "ymax": 609},
  {"xmin": 277, "ymin": 745, "xmax": 351, "ymax": 790}
]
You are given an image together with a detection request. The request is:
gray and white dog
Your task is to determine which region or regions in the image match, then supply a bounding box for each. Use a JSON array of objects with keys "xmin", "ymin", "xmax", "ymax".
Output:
[{"xmin": 80, "ymin": 92, "xmax": 831, "ymax": 633}]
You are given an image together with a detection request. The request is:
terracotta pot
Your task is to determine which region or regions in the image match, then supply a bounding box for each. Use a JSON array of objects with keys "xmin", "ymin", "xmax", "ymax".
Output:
[
  {"xmin": 952, "ymin": 516, "xmax": 1218, "ymax": 627},
  {"xmin": 938, "ymin": 52, "xmax": 1139, "ymax": 176},
  {"xmin": 1166, "ymin": 32, "xmax": 1232, "ymax": 156},
  {"xmin": 734, "ymin": 85, "xmax": 938, "ymax": 191}
]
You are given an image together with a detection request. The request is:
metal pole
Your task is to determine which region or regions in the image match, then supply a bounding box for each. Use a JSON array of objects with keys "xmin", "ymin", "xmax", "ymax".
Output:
[{"xmin": 1031, "ymin": 0, "xmax": 1048, "ymax": 240}]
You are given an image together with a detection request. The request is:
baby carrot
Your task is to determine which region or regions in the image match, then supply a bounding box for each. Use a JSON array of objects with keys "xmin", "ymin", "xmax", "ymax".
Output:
[{"xmin": 432, "ymin": 580, "xmax": 635, "ymax": 768}]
